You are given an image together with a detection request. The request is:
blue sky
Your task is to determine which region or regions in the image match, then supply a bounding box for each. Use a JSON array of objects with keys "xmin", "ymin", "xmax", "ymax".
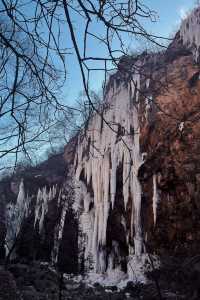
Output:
[{"xmin": 63, "ymin": 0, "xmax": 197, "ymax": 104}]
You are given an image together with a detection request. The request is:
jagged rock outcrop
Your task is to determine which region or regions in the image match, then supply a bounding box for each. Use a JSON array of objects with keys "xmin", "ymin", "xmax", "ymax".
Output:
[{"xmin": 1, "ymin": 6, "xmax": 200, "ymax": 285}]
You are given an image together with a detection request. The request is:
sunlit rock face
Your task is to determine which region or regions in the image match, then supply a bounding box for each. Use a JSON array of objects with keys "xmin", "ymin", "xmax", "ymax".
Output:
[
  {"xmin": 74, "ymin": 6, "xmax": 200, "ymax": 277},
  {"xmin": 140, "ymin": 53, "xmax": 200, "ymax": 257}
]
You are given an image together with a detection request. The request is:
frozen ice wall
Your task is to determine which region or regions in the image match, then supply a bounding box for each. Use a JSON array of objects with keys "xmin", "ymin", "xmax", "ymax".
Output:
[{"xmin": 74, "ymin": 61, "xmax": 150, "ymax": 275}]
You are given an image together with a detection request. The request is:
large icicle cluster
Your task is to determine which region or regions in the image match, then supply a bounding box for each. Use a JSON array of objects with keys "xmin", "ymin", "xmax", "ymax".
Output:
[
  {"xmin": 51, "ymin": 189, "xmax": 64, "ymax": 264},
  {"xmin": 5, "ymin": 179, "xmax": 30, "ymax": 257},
  {"xmin": 52, "ymin": 173, "xmax": 75, "ymax": 265},
  {"xmin": 34, "ymin": 185, "xmax": 57, "ymax": 233},
  {"xmin": 180, "ymin": 6, "xmax": 200, "ymax": 62},
  {"xmin": 74, "ymin": 63, "xmax": 147, "ymax": 273}
]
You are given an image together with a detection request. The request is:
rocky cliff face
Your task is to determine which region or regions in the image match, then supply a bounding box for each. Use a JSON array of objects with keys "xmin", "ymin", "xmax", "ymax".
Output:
[
  {"xmin": 1, "ymin": 6, "xmax": 200, "ymax": 283},
  {"xmin": 73, "ymin": 7, "xmax": 200, "ymax": 279}
]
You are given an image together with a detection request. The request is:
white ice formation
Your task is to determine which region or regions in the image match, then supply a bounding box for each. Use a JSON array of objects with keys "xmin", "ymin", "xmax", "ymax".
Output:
[
  {"xmin": 5, "ymin": 180, "xmax": 58, "ymax": 257},
  {"xmin": 74, "ymin": 61, "xmax": 148, "ymax": 275},
  {"xmin": 52, "ymin": 189, "xmax": 65, "ymax": 264},
  {"xmin": 5, "ymin": 179, "xmax": 30, "ymax": 257},
  {"xmin": 152, "ymin": 174, "xmax": 159, "ymax": 226},
  {"xmin": 52, "ymin": 174, "xmax": 75, "ymax": 265},
  {"xmin": 180, "ymin": 7, "xmax": 200, "ymax": 62},
  {"xmin": 34, "ymin": 185, "xmax": 57, "ymax": 233}
]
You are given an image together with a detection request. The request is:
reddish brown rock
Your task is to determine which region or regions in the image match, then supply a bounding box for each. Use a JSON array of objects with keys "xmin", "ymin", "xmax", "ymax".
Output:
[{"xmin": 140, "ymin": 51, "xmax": 200, "ymax": 256}]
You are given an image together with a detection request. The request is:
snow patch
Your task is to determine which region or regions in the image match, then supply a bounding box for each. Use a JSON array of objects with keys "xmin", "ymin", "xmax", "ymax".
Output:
[{"xmin": 64, "ymin": 254, "xmax": 159, "ymax": 289}]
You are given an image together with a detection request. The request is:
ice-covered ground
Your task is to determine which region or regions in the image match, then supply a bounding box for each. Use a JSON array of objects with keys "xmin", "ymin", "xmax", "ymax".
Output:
[{"xmin": 65, "ymin": 254, "xmax": 160, "ymax": 289}]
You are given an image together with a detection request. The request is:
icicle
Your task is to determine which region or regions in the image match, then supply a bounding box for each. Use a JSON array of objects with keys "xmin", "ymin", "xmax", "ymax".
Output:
[
  {"xmin": 123, "ymin": 148, "xmax": 131, "ymax": 209},
  {"xmin": 179, "ymin": 122, "xmax": 184, "ymax": 132},
  {"xmin": 110, "ymin": 151, "xmax": 117, "ymax": 209},
  {"xmin": 52, "ymin": 198, "xmax": 68, "ymax": 264},
  {"xmin": 146, "ymin": 78, "xmax": 150, "ymax": 89},
  {"xmin": 152, "ymin": 174, "xmax": 159, "ymax": 226},
  {"xmin": 57, "ymin": 189, "xmax": 62, "ymax": 206},
  {"xmin": 34, "ymin": 185, "xmax": 56, "ymax": 233},
  {"xmin": 5, "ymin": 179, "xmax": 30, "ymax": 258},
  {"xmin": 34, "ymin": 188, "xmax": 42, "ymax": 227},
  {"xmin": 145, "ymin": 96, "xmax": 151, "ymax": 121},
  {"xmin": 102, "ymin": 151, "xmax": 110, "ymax": 245},
  {"xmin": 129, "ymin": 73, "xmax": 143, "ymax": 257}
]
